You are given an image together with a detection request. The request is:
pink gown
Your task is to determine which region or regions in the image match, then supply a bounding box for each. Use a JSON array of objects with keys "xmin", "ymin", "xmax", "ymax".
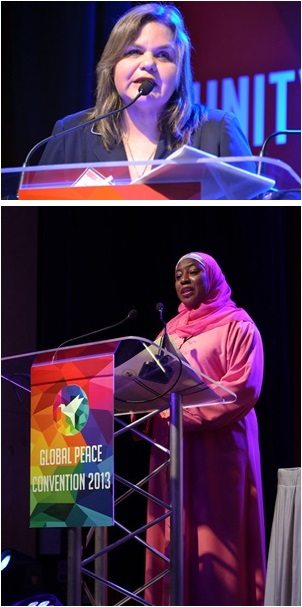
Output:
[{"xmin": 145, "ymin": 320, "xmax": 266, "ymax": 606}]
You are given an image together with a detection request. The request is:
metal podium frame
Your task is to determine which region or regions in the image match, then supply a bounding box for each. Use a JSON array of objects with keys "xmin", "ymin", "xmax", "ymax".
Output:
[
  {"xmin": 68, "ymin": 392, "xmax": 184, "ymax": 607},
  {"xmin": 2, "ymin": 336, "xmax": 236, "ymax": 607}
]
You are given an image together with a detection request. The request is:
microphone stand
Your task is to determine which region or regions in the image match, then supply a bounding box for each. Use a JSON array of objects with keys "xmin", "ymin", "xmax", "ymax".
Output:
[
  {"xmin": 156, "ymin": 302, "xmax": 168, "ymax": 358},
  {"xmin": 155, "ymin": 302, "xmax": 183, "ymax": 605},
  {"xmin": 19, "ymin": 79, "xmax": 155, "ymax": 194},
  {"xmin": 23, "ymin": 81, "xmax": 155, "ymax": 168},
  {"xmin": 257, "ymin": 129, "xmax": 301, "ymax": 175},
  {"xmin": 51, "ymin": 308, "xmax": 137, "ymax": 363}
]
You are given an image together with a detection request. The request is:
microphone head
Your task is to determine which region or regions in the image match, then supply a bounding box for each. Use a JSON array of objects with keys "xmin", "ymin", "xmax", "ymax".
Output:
[
  {"xmin": 127, "ymin": 308, "xmax": 138, "ymax": 320},
  {"xmin": 138, "ymin": 79, "xmax": 156, "ymax": 96},
  {"xmin": 156, "ymin": 302, "xmax": 164, "ymax": 312}
]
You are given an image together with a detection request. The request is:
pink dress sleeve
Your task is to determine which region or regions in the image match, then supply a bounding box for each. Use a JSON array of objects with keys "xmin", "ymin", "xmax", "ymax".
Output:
[{"xmin": 170, "ymin": 320, "xmax": 264, "ymax": 430}]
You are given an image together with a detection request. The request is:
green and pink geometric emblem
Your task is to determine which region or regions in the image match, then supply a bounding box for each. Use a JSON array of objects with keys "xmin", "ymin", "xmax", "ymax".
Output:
[{"xmin": 30, "ymin": 353, "xmax": 114, "ymax": 527}]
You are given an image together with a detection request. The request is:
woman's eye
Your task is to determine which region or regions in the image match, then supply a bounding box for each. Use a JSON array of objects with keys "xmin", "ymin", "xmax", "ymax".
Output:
[
  {"xmin": 156, "ymin": 51, "xmax": 171, "ymax": 60},
  {"xmin": 124, "ymin": 48, "xmax": 142, "ymax": 57},
  {"xmin": 123, "ymin": 49, "xmax": 173, "ymax": 60}
]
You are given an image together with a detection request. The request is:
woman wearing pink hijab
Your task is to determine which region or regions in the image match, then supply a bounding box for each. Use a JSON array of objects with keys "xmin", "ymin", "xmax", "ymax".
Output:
[{"xmin": 145, "ymin": 252, "xmax": 266, "ymax": 606}]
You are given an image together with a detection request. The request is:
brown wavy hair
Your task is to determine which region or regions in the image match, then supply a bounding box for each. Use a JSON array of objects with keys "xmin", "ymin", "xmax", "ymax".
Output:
[{"xmin": 87, "ymin": 3, "xmax": 204, "ymax": 151}]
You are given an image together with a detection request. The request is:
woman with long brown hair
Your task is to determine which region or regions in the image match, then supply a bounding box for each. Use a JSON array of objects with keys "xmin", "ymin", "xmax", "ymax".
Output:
[{"xmin": 40, "ymin": 3, "xmax": 253, "ymax": 179}]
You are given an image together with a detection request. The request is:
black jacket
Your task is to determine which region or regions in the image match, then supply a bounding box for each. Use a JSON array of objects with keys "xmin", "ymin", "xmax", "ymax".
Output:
[{"xmin": 40, "ymin": 106, "xmax": 254, "ymax": 172}]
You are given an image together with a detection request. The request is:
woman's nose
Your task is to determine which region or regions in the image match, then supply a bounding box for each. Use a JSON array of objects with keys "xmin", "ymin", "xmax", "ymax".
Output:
[{"xmin": 139, "ymin": 52, "xmax": 156, "ymax": 71}]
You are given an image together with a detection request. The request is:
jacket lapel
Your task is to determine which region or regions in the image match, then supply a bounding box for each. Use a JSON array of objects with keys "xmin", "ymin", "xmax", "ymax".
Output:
[{"xmin": 90, "ymin": 131, "xmax": 128, "ymax": 162}]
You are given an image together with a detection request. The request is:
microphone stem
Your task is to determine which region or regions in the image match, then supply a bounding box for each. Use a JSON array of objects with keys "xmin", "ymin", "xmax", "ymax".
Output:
[
  {"xmin": 158, "ymin": 325, "xmax": 167, "ymax": 358},
  {"xmin": 257, "ymin": 129, "xmax": 301, "ymax": 175},
  {"xmin": 51, "ymin": 313, "xmax": 133, "ymax": 363},
  {"xmin": 259, "ymin": 129, "xmax": 301, "ymax": 159},
  {"xmin": 23, "ymin": 92, "xmax": 143, "ymax": 168}
]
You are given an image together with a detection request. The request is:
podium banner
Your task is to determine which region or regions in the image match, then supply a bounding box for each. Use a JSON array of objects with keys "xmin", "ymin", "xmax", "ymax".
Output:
[{"xmin": 30, "ymin": 353, "xmax": 114, "ymax": 527}]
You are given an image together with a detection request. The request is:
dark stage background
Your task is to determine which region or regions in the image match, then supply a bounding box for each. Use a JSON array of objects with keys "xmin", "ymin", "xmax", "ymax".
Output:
[
  {"xmin": 2, "ymin": 1, "xmax": 301, "ymax": 174},
  {"xmin": 2, "ymin": 205, "xmax": 301, "ymax": 605}
]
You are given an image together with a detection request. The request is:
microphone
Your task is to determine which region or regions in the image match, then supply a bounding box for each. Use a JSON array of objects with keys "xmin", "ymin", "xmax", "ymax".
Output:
[
  {"xmin": 156, "ymin": 301, "xmax": 165, "ymax": 324},
  {"xmin": 138, "ymin": 79, "xmax": 156, "ymax": 96},
  {"xmin": 156, "ymin": 302, "xmax": 168, "ymax": 356},
  {"xmin": 23, "ymin": 79, "xmax": 156, "ymax": 167},
  {"xmin": 51, "ymin": 308, "xmax": 138, "ymax": 363},
  {"xmin": 138, "ymin": 303, "xmax": 173, "ymax": 384}
]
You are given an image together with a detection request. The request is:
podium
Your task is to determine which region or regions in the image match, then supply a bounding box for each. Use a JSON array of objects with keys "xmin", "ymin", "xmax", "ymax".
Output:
[
  {"xmin": 2, "ymin": 153, "xmax": 300, "ymax": 200},
  {"xmin": 2, "ymin": 336, "xmax": 236, "ymax": 605}
]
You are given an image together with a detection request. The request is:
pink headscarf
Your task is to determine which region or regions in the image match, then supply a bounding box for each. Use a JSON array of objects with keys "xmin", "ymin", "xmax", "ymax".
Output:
[{"xmin": 167, "ymin": 252, "xmax": 253, "ymax": 337}]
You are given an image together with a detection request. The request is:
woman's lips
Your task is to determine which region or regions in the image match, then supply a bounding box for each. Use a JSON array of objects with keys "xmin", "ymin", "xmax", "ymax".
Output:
[{"xmin": 132, "ymin": 79, "xmax": 157, "ymax": 89}]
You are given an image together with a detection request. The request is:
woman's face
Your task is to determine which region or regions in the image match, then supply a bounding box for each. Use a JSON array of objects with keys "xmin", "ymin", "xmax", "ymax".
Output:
[
  {"xmin": 175, "ymin": 259, "xmax": 209, "ymax": 310},
  {"xmin": 114, "ymin": 21, "xmax": 178, "ymax": 113}
]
